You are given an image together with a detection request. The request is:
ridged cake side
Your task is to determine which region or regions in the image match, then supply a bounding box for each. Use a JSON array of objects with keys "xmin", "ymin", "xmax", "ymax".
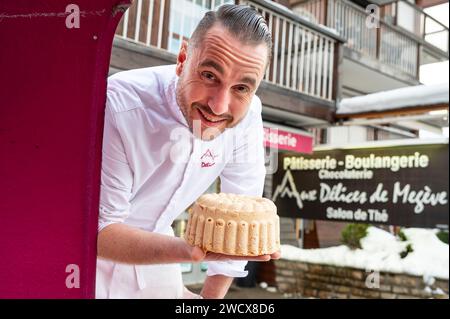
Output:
[{"xmin": 185, "ymin": 195, "xmax": 280, "ymax": 256}]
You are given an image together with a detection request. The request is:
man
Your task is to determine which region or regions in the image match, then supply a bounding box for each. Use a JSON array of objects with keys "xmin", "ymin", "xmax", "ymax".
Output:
[{"xmin": 96, "ymin": 4, "xmax": 280, "ymax": 299}]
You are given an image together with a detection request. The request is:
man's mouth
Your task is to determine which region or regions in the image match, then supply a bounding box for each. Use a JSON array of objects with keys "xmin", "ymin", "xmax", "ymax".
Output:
[{"xmin": 196, "ymin": 108, "xmax": 228, "ymax": 127}]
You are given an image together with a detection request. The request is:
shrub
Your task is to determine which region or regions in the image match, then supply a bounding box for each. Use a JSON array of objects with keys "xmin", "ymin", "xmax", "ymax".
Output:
[
  {"xmin": 436, "ymin": 230, "xmax": 448, "ymax": 245},
  {"xmin": 341, "ymin": 223, "xmax": 370, "ymax": 250},
  {"xmin": 397, "ymin": 229, "xmax": 408, "ymax": 241},
  {"xmin": 400, "ymin": 243, "xmax": 414, "ymax": 259}
]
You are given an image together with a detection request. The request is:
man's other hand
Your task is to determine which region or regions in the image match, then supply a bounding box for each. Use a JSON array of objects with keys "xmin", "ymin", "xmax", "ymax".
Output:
[{"xmin": 190, "ymin": 245, "xmax": 281, "ymax": 262}]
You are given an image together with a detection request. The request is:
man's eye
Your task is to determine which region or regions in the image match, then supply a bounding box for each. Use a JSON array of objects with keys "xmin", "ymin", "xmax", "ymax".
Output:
[
  {"xmin": 202, "ymin": 72, "xmax": 216, "ymax": 81},
  {"xmin": 235, "ymin": 85, "xmax": 250, "ymax": 93}
]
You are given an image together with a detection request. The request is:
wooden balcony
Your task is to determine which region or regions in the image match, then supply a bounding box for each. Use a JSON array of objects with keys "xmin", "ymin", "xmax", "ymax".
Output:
[
  {"xmin": 293, "ymin": 0, "xmax": 449, "ymax": 81},
  {"xmin": 382, "ymin": 0, "xmax": 449, "ymax": 62}
]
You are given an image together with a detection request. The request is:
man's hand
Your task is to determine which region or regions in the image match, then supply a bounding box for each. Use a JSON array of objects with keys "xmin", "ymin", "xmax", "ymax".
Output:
[
  {"xmin": 97, "ymin": 223, "xmax": 195, "ymax": 264},
  {"xmin": 182, "ymin": 286, "xmax": 203, "ymax": 299},
  {"xmin": 97, "ymin": 222, "xmax": 280, "ymax": 265},
  {"xmin": 98, "ymin": 224, "xmax": 281, "ymax": 299},
  {"xmin": 189, "ymin": 245, "xmax": 281, "ymax": 299},
  {"xmin": 190, "ymin": 245, "xmax": 281, "ymax": 262}
]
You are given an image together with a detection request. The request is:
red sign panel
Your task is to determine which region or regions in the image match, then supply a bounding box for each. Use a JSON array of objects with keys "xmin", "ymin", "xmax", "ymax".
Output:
[{"xmin": 264, "ymin": 127, "xmax": 313, "ymax": 154}]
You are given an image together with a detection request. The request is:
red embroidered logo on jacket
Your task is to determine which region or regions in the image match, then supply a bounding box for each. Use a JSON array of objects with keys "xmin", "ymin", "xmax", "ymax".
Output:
[{"xmin": 201, "ymin": 149, "xmax": 218, "ymax": 168}]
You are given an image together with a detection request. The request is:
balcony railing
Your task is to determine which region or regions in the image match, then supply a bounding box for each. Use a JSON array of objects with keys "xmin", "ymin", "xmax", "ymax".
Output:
[
  {"xmin": 114, "ymin": 0, "xmax": 341, "ymax": 102},
  {"xmin": 240, "ymin": 0, "xmax": 340, "ymax": 101},
  {"xmin": 383, "ymin": 0, "xmax": 449, "ymax": 54},
  {"xmin": 115, "ymin": 0, "xmax": 234, "ymax": 53},
  {"xmin": 294, "ymin": 0, "xmax": 449, "ymax": 79},
  {"xmin": 379, "ymin": 23, "xmax": 418, "ymax": 77},
  {"xmin": 327, "ymin": 0, "xmax": 378, "ymax": 59}
]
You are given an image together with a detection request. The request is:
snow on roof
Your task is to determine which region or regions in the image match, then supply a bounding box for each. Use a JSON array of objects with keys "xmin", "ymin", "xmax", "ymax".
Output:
[
  {"xmin": 337, "ymin": 83, "xmax": 449, "ymax": 115},
  {"xmin": 281, "ymin": 227, "xmax": 449, "ymax": 280}
]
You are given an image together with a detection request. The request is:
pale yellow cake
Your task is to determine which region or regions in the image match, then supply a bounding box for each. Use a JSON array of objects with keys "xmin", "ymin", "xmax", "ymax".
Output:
[{"xmin": 185, "ymin": 193, "xmax": 280, "ymax": 256}]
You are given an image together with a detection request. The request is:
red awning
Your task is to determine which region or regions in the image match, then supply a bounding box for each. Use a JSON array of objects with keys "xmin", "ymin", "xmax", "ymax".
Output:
[{"xmin": 263, "ymin": 123, "xmax": 314, "ymax": 154}]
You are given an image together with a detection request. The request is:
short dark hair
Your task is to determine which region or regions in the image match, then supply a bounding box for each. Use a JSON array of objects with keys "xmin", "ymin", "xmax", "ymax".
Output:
[{"xmin": 189, "ymin": 4, "xmax": 273, "ymax": 63}]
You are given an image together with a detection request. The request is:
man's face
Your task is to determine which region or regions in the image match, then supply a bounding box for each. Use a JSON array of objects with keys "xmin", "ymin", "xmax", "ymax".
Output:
[{"xmin": 175, "ymin": 24, "xmax": 268, "ymax": 141}]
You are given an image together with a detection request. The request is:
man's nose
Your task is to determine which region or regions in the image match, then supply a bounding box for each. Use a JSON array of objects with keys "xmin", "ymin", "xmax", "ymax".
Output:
[{"xmin": 208, "ymin": 88, "xmax": 230, "ymax": 115}]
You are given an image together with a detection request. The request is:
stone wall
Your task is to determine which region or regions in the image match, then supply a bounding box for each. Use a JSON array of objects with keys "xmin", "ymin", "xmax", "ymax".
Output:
[{"xmin": 275, "ymin": 259, "xmax": 449, "ymax": 299}]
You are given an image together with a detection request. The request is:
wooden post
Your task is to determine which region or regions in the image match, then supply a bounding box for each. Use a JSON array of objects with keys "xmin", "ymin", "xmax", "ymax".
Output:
[
  {"xmin": 296, "ymin": 218, "xmax": 305, "ymax": 248},
  {"xmin": 162, "ymin": 0, "xmax": 171, "ymax": 50},
  {"xmin": 394, "ymin": 1, "xmax": 398, "ymax": 26},
  {"xmin": 303, "ymin": 220, "xmax": 320, "ymax": 249},
  {"xmin": 376, "ymin": 22, "xmax": 381, "ymax": 60},
  {"xmin": 416, "ymin": 43, "xmax": 421, "ymax": 81},
  {"xmin": 332, "ymin": 41, "xmax": 343, "ymax": 103}
]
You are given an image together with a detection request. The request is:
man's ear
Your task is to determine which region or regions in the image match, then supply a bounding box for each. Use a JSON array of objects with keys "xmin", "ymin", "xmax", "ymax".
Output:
[{"xmin": 176, "ymin": 40, "xmax": 189, "ymax": 76}]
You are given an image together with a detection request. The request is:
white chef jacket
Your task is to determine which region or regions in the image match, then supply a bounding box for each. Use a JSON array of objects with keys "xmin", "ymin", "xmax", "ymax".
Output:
[{"xmin": 96, "ymin": 64, "xmax": 266, "ymax": 299}]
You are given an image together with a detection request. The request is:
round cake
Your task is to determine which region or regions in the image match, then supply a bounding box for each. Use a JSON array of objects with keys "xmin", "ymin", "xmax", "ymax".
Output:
[{"xmin": 185, "ymin": 193, "xmax": 280, "ymax": 256}]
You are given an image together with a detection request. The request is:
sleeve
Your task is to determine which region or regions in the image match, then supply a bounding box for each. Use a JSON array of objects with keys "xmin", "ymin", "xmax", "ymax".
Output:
[
  {"xmin": 98, "ymin": 93, "xmax": 134, "ymax": 233},
  {"xmin": 206, "ymin": 99, "xmax": 266, "ymax": 278}
]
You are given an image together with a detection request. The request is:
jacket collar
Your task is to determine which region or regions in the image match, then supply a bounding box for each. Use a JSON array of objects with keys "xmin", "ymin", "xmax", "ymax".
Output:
[{"xmin": 163, "ymin": 67, "xmax": 189, "ymax": 128}]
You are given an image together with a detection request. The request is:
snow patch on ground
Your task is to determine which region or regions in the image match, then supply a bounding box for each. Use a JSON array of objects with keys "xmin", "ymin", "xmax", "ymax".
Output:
[{"xmin": 281, "ymin": 227, "xmax": 449, "ymax": 280}]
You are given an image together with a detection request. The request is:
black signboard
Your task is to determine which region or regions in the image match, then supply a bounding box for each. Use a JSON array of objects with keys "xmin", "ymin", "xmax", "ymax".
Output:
[{"xmin": 272, "ymin": 142, "xmax": 449, "ymax": 228}]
